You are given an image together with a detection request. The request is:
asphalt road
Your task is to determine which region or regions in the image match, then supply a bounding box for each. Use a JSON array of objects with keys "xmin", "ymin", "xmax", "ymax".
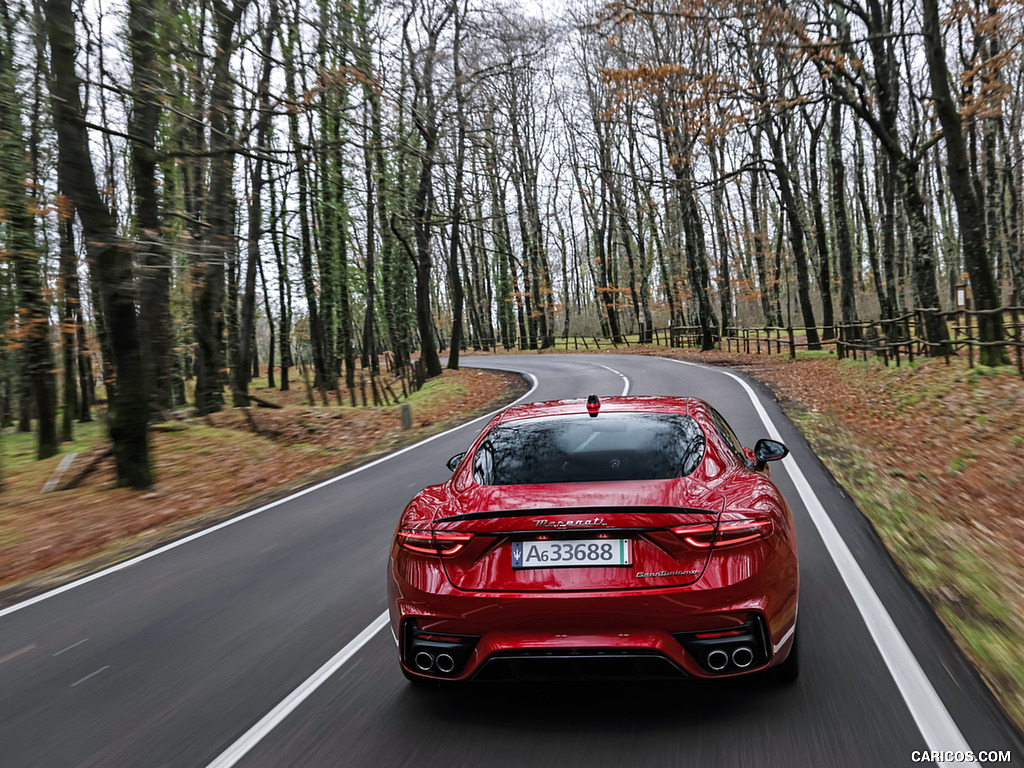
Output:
[{"xmin": 0, "ymin": 354, "xmax": 1020, "ymax": 768}]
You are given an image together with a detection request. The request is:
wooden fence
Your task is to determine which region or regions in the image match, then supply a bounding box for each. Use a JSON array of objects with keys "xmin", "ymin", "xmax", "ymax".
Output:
[
  {"xmin": 435, "ymin": 326, "xmax": 708, "ymax": 355},
  {"xmin": 337, "ymin": 306, "xmax": 1024, "ymax": 407},
  {"xmin": 722, "ymin": 306, "xmax": 1024, "ymax": 377},
  {"xmin": 295, "ymin": 352, "xmax": 429, "ymax": 409}
]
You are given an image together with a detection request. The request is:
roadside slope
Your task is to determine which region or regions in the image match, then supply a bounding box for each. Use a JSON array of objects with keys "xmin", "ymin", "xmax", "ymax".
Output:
[{"xmin": 0, "ymin": 368, "xmax": 525, "ymax": 606}]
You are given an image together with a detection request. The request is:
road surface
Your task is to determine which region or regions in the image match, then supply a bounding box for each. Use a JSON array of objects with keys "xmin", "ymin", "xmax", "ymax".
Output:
[{"xmin": 0, "ymin": 354, "xmax": 1019, "ymax": 767}]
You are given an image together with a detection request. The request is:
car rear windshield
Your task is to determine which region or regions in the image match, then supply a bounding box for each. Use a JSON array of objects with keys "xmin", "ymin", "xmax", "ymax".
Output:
[{"xmin": 472, "ymin": 412, "xmax": 705, "ymax": 485}]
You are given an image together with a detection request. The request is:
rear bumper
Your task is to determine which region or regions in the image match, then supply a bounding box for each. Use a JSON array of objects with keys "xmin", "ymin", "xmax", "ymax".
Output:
[{"xmin": 388, "ymin": 551, "xmax": 798, "ymax": 681}]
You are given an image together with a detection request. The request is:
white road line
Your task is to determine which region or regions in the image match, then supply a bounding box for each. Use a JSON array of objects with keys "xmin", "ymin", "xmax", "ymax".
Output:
[
  {"xmin": 666, "ymin": 357, "xmax": 972, "ymax": 767},
  {"xmin": 70, "ymin": 665, "xmax": 109, "ymax": 688},
  {"xmin": 205, "ymin": 612, "xmax": 389, "ymax": 768},
  {"xmin": 53, "ymin": 638, "xmax": 88, "ymax": 656},
  {"xmin": 589, "ymin": 362, "xmax": 630, "ymax": 395},
  {"xmin": 0, "ymin": 374, "xmax": 539, "ymax": 621}
]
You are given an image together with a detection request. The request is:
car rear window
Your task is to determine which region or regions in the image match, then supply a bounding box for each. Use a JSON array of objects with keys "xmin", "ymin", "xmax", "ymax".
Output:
[{"xmin": 472, "ymin": 412, "xmax": 705, "ymax": 485}]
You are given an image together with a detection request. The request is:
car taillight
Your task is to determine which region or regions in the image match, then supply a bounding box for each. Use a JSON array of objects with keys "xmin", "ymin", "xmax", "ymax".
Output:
[
  {"xmin": 670, "ymin": 523, "xmax": 717, "ymax": 548},
  {"xmin": 672, "ymin": 518, "xmax": 772, "ymax": 548},
  {"xmin": 717, "ymin": 518, "xmax": 772, "ymax": 546},
  {"xmin": 397, "ymin": 530, "xmax": 473, "ymax": 556}
]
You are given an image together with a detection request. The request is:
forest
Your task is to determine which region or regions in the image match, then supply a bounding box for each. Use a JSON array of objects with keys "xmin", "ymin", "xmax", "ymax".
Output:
[{"xmin": 1, "ymin": 0, "xmax": 1022, "ymax": 489}]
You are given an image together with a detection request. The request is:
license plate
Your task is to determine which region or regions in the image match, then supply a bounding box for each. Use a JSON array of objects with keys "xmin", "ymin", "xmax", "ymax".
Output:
[{"xmin": 511, "ymin": 539, "xmax": 631, "ymax": 569}]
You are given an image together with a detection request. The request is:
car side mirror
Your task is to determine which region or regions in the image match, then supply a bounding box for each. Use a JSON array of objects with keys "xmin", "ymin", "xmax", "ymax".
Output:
[
  {"xmin": 753, "ymin": 439, "xmax": 788, "ymax": 471},
  {"xmin": 446, "ymin": 452, "xmax": 466, "ymax": 472}
]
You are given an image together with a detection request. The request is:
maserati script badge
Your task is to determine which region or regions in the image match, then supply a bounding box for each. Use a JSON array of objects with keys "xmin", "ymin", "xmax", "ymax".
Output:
[{"xmin": 532, "ymin": 517, "xmax": 606, "ymax": 529}]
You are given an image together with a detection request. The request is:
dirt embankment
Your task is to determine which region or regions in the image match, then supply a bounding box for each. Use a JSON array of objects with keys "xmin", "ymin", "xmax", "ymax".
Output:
[{"xmin": 0, "ymin": 368, "xmax": 525, "ymax": 605}]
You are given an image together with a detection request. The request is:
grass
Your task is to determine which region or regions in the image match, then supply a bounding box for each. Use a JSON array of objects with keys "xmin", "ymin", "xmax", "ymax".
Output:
[
  {"xmin": 1, "ymin": 419, "xmax": 108, "ymax": 471},
  {"xmin": 793, "ymin": 349, "xmax": 836, "ymax": 360},
  {"xmin": 400, "ymin": 373, "xmax": 467, "ymax": 410}
]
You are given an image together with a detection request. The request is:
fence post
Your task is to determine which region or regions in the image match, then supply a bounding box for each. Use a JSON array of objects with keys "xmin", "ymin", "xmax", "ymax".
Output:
[
  {"xmin": 966, "ymin": 310, "xmax": 974, "ymax": 368},
  {"xmin": 787, "ymin": 326, "xmax": 795, "ymax": 359},
  {"xmin": 918, "ymin": 310, "xmax": 928, "ymax": 359},
  {"xmin": 1012, "ymin": 307, "xmax": 1023, "ymax": 378}
]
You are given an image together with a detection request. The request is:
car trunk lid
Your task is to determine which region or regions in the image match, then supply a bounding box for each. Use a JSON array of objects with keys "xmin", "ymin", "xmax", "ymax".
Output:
[{"xmin": 434, "ymin": 482, "xmax": 723, "ymax": 591}]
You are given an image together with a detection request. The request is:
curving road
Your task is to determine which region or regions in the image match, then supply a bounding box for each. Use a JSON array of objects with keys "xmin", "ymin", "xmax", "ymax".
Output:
[{"xmin": 0, "ymin": 354, "xmax": 1019, "ymax": 768}]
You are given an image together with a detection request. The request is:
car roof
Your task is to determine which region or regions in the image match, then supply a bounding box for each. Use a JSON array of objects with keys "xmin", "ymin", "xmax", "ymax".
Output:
[{"xmin": 496, "ymin": 395, "xmax": 709, "ymax": 423}]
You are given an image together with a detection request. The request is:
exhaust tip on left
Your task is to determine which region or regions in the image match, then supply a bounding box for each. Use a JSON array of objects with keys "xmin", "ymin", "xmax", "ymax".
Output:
[{"xmin": 414, "ymin": 651, "xmax": 435, "ymax": 671}]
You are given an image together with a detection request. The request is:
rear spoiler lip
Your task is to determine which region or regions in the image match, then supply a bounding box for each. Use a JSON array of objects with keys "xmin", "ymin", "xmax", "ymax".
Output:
[{"xmin": 435, "ymin": 505, "xmax": 722, "ymax": 525}]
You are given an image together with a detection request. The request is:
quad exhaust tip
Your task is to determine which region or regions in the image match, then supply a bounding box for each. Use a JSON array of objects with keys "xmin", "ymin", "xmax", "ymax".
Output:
[
  {"xmin": 732, "ymin": 647, "xmax": 754, "ymax": 669},
  {"xmin": 435, "ymin": 653, "xmax": 456, "ymax": 673},
  {"xmin": 706, "ymin": 649, "xmax": 729, "ymax": 671},
  {"xmin": 414, "ymin": 651, "xmax": 435, "ymax": 672}
]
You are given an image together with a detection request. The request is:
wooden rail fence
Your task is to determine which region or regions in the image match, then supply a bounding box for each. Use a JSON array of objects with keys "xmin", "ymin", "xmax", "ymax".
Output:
[{"xmin": 722, "ymin": 306, "xmax": 1024, "ymax": 377}]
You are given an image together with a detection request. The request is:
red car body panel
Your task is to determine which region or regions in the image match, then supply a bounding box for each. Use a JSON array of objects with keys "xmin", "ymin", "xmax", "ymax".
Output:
[{"xmin": 387, "ymin": 396, "xmax": 799, "ymax": 681}]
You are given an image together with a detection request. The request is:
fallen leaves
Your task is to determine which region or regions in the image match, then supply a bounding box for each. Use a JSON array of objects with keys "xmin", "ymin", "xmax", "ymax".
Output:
[{"xmin": 0, "ymin": 368, "xmax": 520, "ymax": 600}]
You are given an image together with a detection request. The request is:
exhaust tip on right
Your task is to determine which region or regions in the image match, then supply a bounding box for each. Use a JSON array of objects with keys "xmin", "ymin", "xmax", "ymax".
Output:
[{"xmin": 732, "ymin": 647, "xmax": 754, "ymax": 668}]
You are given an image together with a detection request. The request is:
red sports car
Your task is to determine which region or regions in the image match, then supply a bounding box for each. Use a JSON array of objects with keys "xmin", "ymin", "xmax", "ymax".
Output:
[{"xmin": 387, "ymin": 395, "xmax": 799, "ymax": 683}]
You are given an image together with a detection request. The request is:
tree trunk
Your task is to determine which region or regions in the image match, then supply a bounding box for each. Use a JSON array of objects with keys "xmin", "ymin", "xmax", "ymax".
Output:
[
  {"xmin": 923, "ymin": 0, "xmax": 1004, "ymax": 364},
  {"xmin": 401, "ymin": 5, "xmax": 452, "ymax": 378},
  {"xmin": 807, "ymin": 117, "xmax": 835, "ymax": 341},
  {"xmin": 58, "ymin": 209, "xmax": 76, "ymax": 443},
  {"xmin": 709, "ymin": 135, "xmax": 733, "ymax": 336},
  {"xmin": 764, "ymin": 118, "xmax": 820, "ymax": 349},
  {"xmin": 233, "ymin": 0, "xmax": 278, "ymax": 406},
  {"xmin": 749, "ymin": 134, "xmax": 777, "ymax": 326},
  {"xmin": 446, "ymin": 1, "xmax": 467, "ymax": 369},
  {"xmin": 853, "ymin": 121, "xmax": 889, "ymax": 318},
  {"xmin": 46, "ymin": 0, "xmax": 152, "ymax": 486},
  {"xmin": 195, "ymin": 0, "xmax": 251, "ymax": 414},
  {"xmin": 2, "ymin": 0, "xmax": 57, "ymax": 459},
  {"xmin": 129, "ymin": 0, "xmax": 172, "ymax": 414},
  {"xmin": 282, "ymin": 7, "xmax": 330, "ymax": 386},
  {"xmin": 830, "ymin": 100, "xmax": 859, "ymax": 330}
]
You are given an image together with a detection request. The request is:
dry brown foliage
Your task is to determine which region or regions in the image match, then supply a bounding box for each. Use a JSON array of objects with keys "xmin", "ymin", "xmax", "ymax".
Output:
[{"xmin": 0, "ymin": 368, "xmax": 520, "ymax": 604}]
